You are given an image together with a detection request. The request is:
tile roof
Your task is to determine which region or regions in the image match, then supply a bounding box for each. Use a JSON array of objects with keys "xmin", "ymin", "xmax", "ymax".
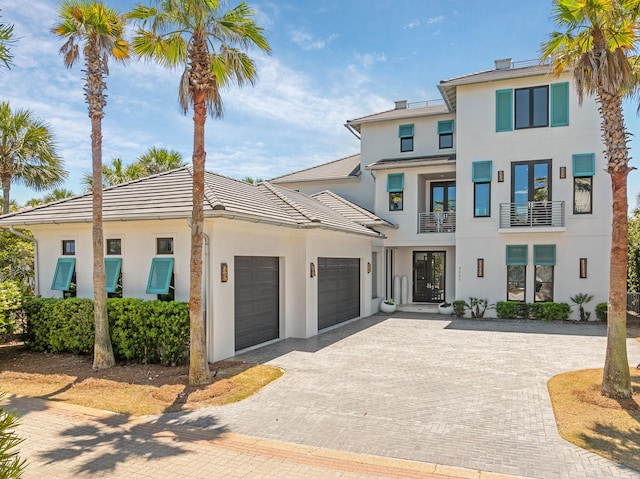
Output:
[
  {"xmin": 346, "ymin": 103, "xmax": 449, "ymax": 133},
  {"xmin": 312, "ymin": 190, "xmax": 393, "ymax": 228},
  {"xmin": 366, "ymin": 154, "xmax": 456, "ymax": 170},
  {"xmin": 269, "ymin": 154, "xmax": 361, "ymax": 183},
  {"xmin": 0, "ymin": 167, "xmax": 382, "ymax": 238}
]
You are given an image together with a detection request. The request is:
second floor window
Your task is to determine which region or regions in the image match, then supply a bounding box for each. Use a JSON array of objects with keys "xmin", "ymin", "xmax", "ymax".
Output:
[
  {"xmin": 472, "ymin": 161, "xmax": 492, "ymax": 217},
  {"xmin": 62, "ymin": 239, "xmax": 75, "ymax": 255},
  {"xmin": 437, "ymin": 120, "xmax": 454, "ymax": 149},
  {"xmin": 398, "ymin": 124, "xmax": 414, "ymax": 152},
  {"xmin": 387, "ymin": 173, "xmax": 404, "ymax": 211},
  {"xmin": 515, "ymin": 86, "xmax": 549, "ymax": 129},
  {"xmin": 572, "ymin": 153, "xmax": 595, "ymax": 214}
]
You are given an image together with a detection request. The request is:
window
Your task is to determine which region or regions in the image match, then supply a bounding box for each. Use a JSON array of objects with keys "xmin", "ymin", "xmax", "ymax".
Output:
[
  {"xmin": 105, "ymin": 258, "xmax": 122, "ymax": 297},
  {"xmin": 506, "ymin": 245, "xmax": 527, "ymax": 302},
  {"xmin": 472, "ymin": 161, "xmax": 492, "ymax": 217},
  {"xmin": 573, "ymin": 153, "xmax": 595, "ymax": 214},
  {"xmin": 156, "ymin": 237, "xmax": 173, "ymax": 255},
  {"xmin": 438, "ymin": 120, "xmax": 454, "ymax": 149},
  {"xmin": 106, "ymin": 238, "xmax": 122, "ymax": 255},
  {"xmin": 534, "ymin": 245, "xmax": 556, "ymax": 302},
  {"xmin": 511, "ymin": 159, "xmax": 551, "ymax": 226},
  {"xmin": 387, "ymin": 173, "xmax": 404, "ymax": 211},
  {"xmin": 515, "ymin": 86, "xmax": 548, "ymax": 129},
  {"xmin": 147, "ymin": 257, "xmax": 175, "ymax": 300},
  {"xmin": 398, "ymin": 124, "xmax": 414, "ymax": 152},
  {"xmin": 62, "ymin": 240, "xmax": 75, "ymax": 256},
  {"xmin": 51, "ymin": 258, "xmax": 76, "ymax": 291}
]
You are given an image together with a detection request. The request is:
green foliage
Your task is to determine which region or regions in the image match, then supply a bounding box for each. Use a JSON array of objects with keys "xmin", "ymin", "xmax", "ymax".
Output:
[
  {"xmin": 0, "ymin": 230, "xmax": 34, "ymax": 291},
  {"xmin": 0, "ymin": 393, "xmax": 26, "ymax": 478},
  {"xmin": 628, "ymin": 213, "xmax": 640, "ymax": 292},
  {"xmin": 570, "ymin": 293, "xmax": 594, "ymax": 321},
  {"xmin": 529, "ymin": 302, "xmax": 571, "ymax": 321},
  {"xmin": 0, "ymin": 281, "xmax": 23, "ymax": 342},
  {"xmin": 464, "ymin": 297, "xmax": 494, "ymax": 318},
  {"xmin": 452, "ymin": 300, "xmax": 466, "ymax": 318},
  {"xmin": 22, "ymin": 297, "xmax": 189, "ymax": 365},
  {"xmin": 595, "ymin": 303, "xmax": 608, "ymax": 321}
]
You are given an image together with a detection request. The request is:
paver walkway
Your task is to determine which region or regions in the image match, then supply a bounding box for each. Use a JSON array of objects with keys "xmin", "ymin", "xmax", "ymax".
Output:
[{"xmin": 5, "ymin": 313, "xmax": 640, "ymax": 478}]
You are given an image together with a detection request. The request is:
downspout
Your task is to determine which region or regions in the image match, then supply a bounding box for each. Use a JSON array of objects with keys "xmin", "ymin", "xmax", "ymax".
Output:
[
  {"xmin": 202, "ymin": 231, "xmax": 210, "ymax": 337},
  {"xmin": 8, "ymin": 226, "xmax": 39, "ymax": 296}
]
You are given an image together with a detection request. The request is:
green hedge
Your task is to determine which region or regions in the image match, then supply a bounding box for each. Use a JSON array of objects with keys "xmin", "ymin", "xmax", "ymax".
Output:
[
  {"xmin": 496, "ymin": 301, "xmax": 570, "ymax": 321},
  {"xmin": 595, "ymin": 302, "xmax": 608, "ymax": 321},
  {"xmin": 22, "ymin": 297, "xmax": 189, "ymax": 366}
]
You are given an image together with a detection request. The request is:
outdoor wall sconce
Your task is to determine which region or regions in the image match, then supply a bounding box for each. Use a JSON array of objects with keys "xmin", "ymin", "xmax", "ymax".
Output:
[
  {"xmin": 310, "ymin": 262, "xmax": 316, "ymax": 278},
  {"xmin": 367, "ymin": 262, "xmax": 371, "ymax": 273},
  {"xmin": 579, "ymin": 258, "xmax": 587, "ymax": 278},
  {"xmin": 221, "ymin": 263, "xmax": 228, "ymax": 283},
  {"xmin": 497, "ymin": 170, "xmax": 504, "ymax": 182},
  {"xmin": 560, "ymin": 166, "xmax": 567, "ymax": 179},
  {"xmin": 477, "ymin": 258, "xmax": 484, "ymax": 278}
]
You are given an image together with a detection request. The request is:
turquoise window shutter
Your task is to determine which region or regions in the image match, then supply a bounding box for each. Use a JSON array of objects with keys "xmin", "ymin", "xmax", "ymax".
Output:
[
  {"xmin": 51, "ymin": 258, "xmax": 76, "ymax": 290},
  {"xmin": 472, "ymin": 161, "xmax": 492, "ymax": 182},
  {"xmin": 533, "ymin": 245, "xmax": 556, "ymax": 266},
  {"xmin": 550, "ymin": 82, "xmax": 569, "ymax": 127},
  {"xmin": 398, "ymin": 124, "xmax": 414, "ymax": 138},
  {"xmin": 437, "ymin": 120, "xmax": 454, "ymax": 134},
  {"xmin": 146, "ymin": 257, "xmax": 174, "ymax": 294},
  {"xmin": 387, "ymin": 173, "xmax": 404, "ymax": 192},
  {"xmin": 105, "ymin": 258, "xmax": 122, "ymax": 293},
  {"xmin": 495, "ymin": 89, "xmax": 513, "ymax": 132},
  {"xmin": 572, "ymin": 153, "xmax": 595, "ymax": 177},
  {"xmin": 506, "ymin": 245, "xmax": 528, "ymax": 266}
]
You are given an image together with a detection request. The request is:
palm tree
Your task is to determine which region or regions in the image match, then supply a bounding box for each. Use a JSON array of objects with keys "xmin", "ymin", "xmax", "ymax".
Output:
[
  {"xmin": 52, "ymin": 0, "xmax": 130, "ymax": 370},
  {"xmin": 0, "ymin": 197, "xmax": 20, "ymax": 212},
  {"xmin": 0, "ymin": 10, "xmax": 16, "ymax": 70},
  {"xmin": 0, "ymin": 102, "xmax": 66, "ymax": 215},
  {"xmin": 42, "ymin": 188, "xmax": 75, "ymax": 203},
  {"xmin": 81, "ymin": 157, "xmax": 146, "ymax": 191},
  {"xmin": 542, "ymin": 0, "xmax": 640, "ymax": 399},
  {"xmin": 137, "ymin": 147, "xmax": 186, "ymax": 175},
  {"xmin": 130, "ymin": 0, "xmax": 270, "ymax": 386}
]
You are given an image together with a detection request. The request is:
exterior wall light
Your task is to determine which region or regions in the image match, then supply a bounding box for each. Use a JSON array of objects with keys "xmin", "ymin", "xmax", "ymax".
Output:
[
  {"xmin": 221, "ymin": 263, "xmax": 228, "ymax": 282},
  {"xmin": 477, "ymin": 258, "xmax": 484, "ymax": 278},
  {"xmin": 579, "ymin": 258, "xmax": 587, "ymax": 278},
  {"xmin": 310, "ymin": 262, "xmax": 316, "ymax": 278}
]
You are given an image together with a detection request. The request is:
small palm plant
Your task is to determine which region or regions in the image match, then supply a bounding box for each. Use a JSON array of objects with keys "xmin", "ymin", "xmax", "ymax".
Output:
[
  {"xmin": 0, "ymin": 393, "xmax": 26, "ymax": 478},
  {"xmin": 465, "ymin": 297, "xmax": 494, "ymax": 318},
  {"xmin": 570, "ymin": 293, "xmax": 594, "ymax": 321}
]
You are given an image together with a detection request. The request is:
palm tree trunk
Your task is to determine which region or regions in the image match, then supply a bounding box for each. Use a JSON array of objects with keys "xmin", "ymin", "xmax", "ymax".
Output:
[
  {"xmin": 1, "ymin": 174, "xmax": 10, "ymax": 215},
  {"xmin": 189, "ymin": 88, "xmax": 211, "ymax": 387},
  {"xmin": 600, "ymin": 91, "xmax": 632, "ymax": 399}
]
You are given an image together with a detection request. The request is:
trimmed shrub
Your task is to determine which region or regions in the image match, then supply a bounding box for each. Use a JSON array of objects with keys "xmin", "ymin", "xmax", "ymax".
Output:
[
  {"xmin": 452, "ymin": 300, "xmax": 466, "ymax": 317},
  {"xmin": 529, "ymin": 302, "xmax": 571, "ymax": 321},
  {"xmin": 22, "ymin": 297, "xmax": 189, "ymax": 365},
  {"xmin": 595, "ymin": 302, "xmax": 608, "ymax": 321},
  {"xmin": 0, "ymin": 281, "xmax": 23, "ymax": 342},
  {"xmin": 496, "ymin": 301, "xmax": 530, "ymax": 319}
]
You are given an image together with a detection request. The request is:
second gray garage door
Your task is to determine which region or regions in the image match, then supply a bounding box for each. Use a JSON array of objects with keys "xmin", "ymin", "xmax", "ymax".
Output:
[
  {"xmin": 318, "ymin": 257, "xmax": 360, "ymax": 330},
  {"xmin": 234, "ymin": 256, "xmax": 279, "ymax": 351}
]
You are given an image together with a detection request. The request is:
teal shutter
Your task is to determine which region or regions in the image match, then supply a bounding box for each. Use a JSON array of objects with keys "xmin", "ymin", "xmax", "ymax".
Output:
[
  {"xmin": 398, "ymin": 124, "xmax": 414, "ymax": 138},
  {"xmin": 496, "ymin": 89, "xmax": 513, "ymax": 132},
  {"xmin": 550, "ymin": 82, "xmax": 569, "ymax": 127},
  {"xmin": 387, "ymin": 173, "xmax": 404, "ymax": 192},
  {"xmin": 506, "ymin": 245, "xmax": 528, "ymax": 266},
  {"xmin": 472, "ymin": 161, "xmax": 492, "ymax": 182},
  {"xmin": 105, "ymin": 258, "xmax": 122, "ymax": 293},
  {"xmin": 51, "ymin": 258, "xmax": 76, "ymax": 290},
  {"xmin": 437, "ymin": 120, "xmax": 454, "ymax": 134},
  {"xmin": 572, "ymin": 153, "xmax": 595, "ymax": 177},
  {"xmin": 146, "ymin": 257, "xmax": 174, "ymax": 294},
  {"xmin": 533, "ymin": 245, "xmax": 556, "ymax": 266}
]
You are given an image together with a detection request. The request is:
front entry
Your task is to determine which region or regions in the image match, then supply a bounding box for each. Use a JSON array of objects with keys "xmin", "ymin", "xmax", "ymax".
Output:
[{"xmin": 413, "ymin": 251, "xmax": 445, "ymax": 302}]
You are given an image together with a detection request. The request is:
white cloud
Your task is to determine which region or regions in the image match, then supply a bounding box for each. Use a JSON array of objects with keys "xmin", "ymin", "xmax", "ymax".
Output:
[
  {"xmin": 289, "ymin": 29, "xmax": 337, "ymax": 50},
  {"xmin": 405, "ymin": 20, "xmax": 421, "ymax": 29},
  {"xmin": 357, "ymin": 53, "xmax": 387, "ymax": 69},
  {"xmin": 426, "ymin": 15, "xmax": 444, "ymax": 24}
]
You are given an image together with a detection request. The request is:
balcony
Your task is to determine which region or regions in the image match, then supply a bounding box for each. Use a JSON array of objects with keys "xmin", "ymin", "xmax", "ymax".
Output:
[
  {"xmin": 499, "ymin": 201, "xmax": 565, "ymax": 229},
  {"xmin": 418, "ymin": 211, "xmax": 456, "ymax": 233}
]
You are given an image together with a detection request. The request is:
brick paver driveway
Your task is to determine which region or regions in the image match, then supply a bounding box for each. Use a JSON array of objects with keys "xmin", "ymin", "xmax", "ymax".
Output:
[{"xmin": 165, "ymin": 313, "xmax": 640, "ymax": 479}]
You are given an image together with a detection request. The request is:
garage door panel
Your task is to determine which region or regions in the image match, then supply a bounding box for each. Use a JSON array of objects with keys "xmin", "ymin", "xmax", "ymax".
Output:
[
  {"xmin": 318, "ymin": 257, "xmax": 360, "ymax": 330},
  {"xmin": 235, "ymin": 256, "xmax": 279, "ymax": 351}
]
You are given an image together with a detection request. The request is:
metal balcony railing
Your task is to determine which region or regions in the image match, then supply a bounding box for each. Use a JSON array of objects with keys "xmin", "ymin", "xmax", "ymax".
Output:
[
  {"xmin": 418, "ymin": 211, "xmax": 456, "ymax": 233},
  {"xmin": 499, "ymin": 201, "xmax": 565, "ymax": 228}
]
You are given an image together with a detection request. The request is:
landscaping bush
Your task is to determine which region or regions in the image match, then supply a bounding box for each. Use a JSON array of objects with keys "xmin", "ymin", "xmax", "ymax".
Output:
[
  {"xmin": 452, "ymin": 300, "xmax": 466, "ymax": 318},
  {"xmin": 0, "ymin": 281, "xmax": 23, "ymax": 342},
  {"xmin": 595, "ymin": 302, "xmax": 608, "ymax": 321},
  {"xmin": 496, "ymin": 301, "xmax": 530, "ymax": 319},
  {"xmin": 22, "ymin": 297, "xmax": 189, "ymax": 365},
  {"xmin": 0, "ymin": 393, "xmax": 26, "ymax": 478},
  {"xmin": 529, "ymin": 302, "xmax": 571, "ymax": 321}
]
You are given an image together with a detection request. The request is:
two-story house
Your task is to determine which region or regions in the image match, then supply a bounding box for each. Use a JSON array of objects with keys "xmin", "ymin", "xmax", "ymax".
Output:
[{"xmin": 273, "ymin": 59, "xmax": 609, "ymax": 315}]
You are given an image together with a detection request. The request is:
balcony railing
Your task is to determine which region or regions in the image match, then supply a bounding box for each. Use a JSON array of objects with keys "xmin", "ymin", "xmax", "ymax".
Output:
[
  {"xmin": 418, "ymin": 211, "xmax": 456, "ymax": 233},
  {"xmin": 499, "ymin": 201, "xmax": 565, "ymax": 228}
]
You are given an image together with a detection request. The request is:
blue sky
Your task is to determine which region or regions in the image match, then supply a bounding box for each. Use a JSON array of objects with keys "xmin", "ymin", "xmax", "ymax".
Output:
[{"xmin": 2, "ymin": 0, "xmax": 640, "ymax": 208}]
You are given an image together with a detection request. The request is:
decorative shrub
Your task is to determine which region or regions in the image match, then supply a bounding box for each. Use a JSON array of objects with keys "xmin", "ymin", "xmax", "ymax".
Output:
[
  {"xmin": 452, "ymin": 300, "xmax": 466, "ymax": 317},
  {"xmin": 22, "ymin": 297, "xmax": 189, "ymax": 365},
  {"xmin": 496, "ymin": 301, "xmax": 530, "ymax": 319},
  {"xmin": 0, "ymin": 281, "xmax": 23, "ymax": 342},
  {"xmin": 0, "ymin": 393, "xmax": 26, "ymax": 478},
  {"xmin": 529, "ymin": 302, "xmax": 571, "ymax": 321},
  {"xmin": 595, "ymin": 303, "xmax": 608, "ymax": 321}
]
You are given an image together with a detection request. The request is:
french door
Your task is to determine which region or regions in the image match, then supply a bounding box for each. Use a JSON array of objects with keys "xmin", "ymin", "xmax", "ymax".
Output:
[{"xmin": 413, "ymin": 251, "xmax": 445, "ymax": 303}]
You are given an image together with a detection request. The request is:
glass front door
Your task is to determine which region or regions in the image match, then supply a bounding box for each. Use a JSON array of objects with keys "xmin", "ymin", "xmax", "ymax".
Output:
[{"xmin": 413, "ymin": 251, "xmax": 445, "ymax": 303}]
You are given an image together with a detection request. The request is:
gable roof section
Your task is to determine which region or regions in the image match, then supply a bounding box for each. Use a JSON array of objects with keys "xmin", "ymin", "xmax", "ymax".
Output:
[
  {"xmin": 346, "ymin": 103, "xmax": 449, "ymax": 133},
  {"xmin": 0, "ymin": 167, "xmax": 382, "ymax": 238},
  {"xmin": 269, "ymin": 154, "xmax": 360, "ymax": 184},
  {"xmin": 312, "ymin": 190, "xmax": 393, "ymax": 228}
]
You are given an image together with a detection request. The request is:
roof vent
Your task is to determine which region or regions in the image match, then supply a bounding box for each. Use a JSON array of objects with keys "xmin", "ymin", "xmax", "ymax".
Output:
[
  {"xmin": 494, "ymin": 58, "xmax": 512, "ymax": 70},
  {"xmin": 394, "ymin": 100, "xmax": 408, "ymax": 110}
]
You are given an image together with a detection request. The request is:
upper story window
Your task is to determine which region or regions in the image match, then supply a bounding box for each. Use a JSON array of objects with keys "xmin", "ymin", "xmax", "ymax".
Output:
[
  {"xmin": 398, "ymin": 124, "xmax": 414, "ymax": 152},
  {"xmin": 472, "ymin": 161, "xmax": 492, "ymax": 217},
  {"xmin": 437, "ymin": 120, "xmax": 454, "ymax": 149},
  {"xmin": 62, "ymin": 239, "xmax": 75, "ymax": 256},
  {"xmin": 573, "ymin": 153, "xmax": 595, "ymax": 214},
  {"xmin": 387, "ymin": 173, "xmax": 404, "ymax": 211},
  {"xmin": 496, "ymin": 82, "xmax": 569, "ymax": 132}
]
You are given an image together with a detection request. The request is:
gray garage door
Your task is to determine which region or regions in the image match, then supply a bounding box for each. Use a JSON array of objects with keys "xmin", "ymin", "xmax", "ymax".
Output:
[
  {"xmin": 318, "ymin": 257, "xmax": 360, "ymax": 330},
  {"xmin": 235, "ymin": 256, "xmax": 279, "ymax": 351}
]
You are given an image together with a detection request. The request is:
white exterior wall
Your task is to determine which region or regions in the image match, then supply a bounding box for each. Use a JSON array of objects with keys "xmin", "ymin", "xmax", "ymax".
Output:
[
  {"xmin": 454, "ymin": 71, "xmax": 610, "ymax": 317},
  {"xmin": 277, "ymin": 178, "xmax": 374, "ymax": 212}
]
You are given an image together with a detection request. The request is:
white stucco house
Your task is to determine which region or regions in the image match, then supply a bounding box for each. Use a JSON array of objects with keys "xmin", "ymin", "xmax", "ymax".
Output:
[
  {"xmin": 273, "ymin": 59, "xmax": 610, "ymax": 316},
  {"xmin": 0, "ymin": 168, "xmax": 388, "ymax": 361}
]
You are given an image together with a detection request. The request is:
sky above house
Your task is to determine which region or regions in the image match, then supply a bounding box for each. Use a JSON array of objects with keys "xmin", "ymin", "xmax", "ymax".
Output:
[{"xmin": 2, "ymin": 0, "xmax": 640, "ymax": 209}]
